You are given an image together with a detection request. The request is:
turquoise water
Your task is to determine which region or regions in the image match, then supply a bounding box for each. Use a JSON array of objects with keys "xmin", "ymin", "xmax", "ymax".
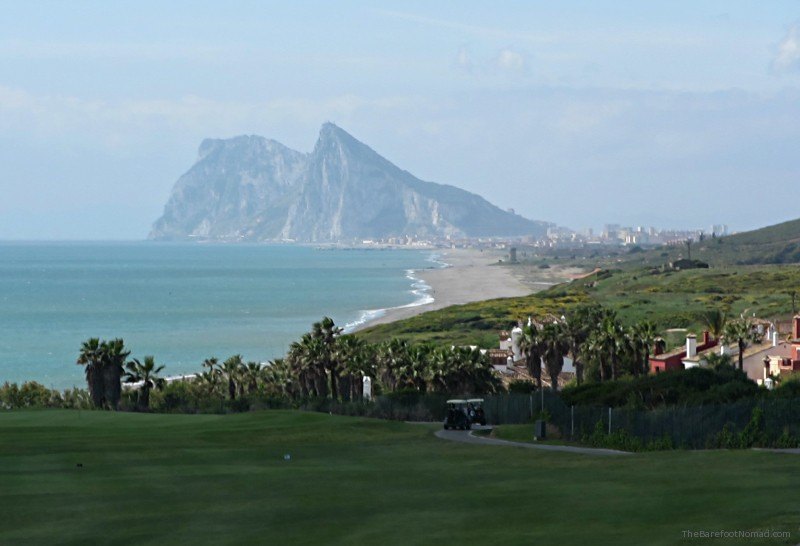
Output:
[{"xmin": 0, "ymin": 242, "xmax": 436, "ymax": 389}]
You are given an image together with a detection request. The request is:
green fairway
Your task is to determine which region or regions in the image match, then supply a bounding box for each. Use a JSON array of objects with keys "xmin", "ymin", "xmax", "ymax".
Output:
[{"xmin": 2, "ymin": 410, "xmax": 799, "ymax": 545}]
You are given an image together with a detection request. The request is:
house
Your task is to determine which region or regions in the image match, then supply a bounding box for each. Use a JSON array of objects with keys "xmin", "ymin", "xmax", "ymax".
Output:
[
  {"xmin": 748, "ymin": 315, "xmax": 800, "ymax": 385},
  {"xmin": 741, "ymin": 341, "xmax": 794, "ymax": 383},
  {"xmin": 678, "ymin": 316, "xmax": 800, "ymax": 385},
  {"xmin": 487, "ymin": 348, "xmax": 514, "ymax": 373},
  {"xmin": 498, "ymin": 327, "xmax": 524, "ymax": 363},
  {"xmin": 650, "ymin": 332, "xmax": 717, "ymax": 373}
]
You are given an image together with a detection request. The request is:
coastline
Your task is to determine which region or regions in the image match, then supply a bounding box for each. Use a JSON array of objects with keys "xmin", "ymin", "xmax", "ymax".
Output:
[{"xmin": 353, "ymin": 248, "xmax": 575, "ymax": 331}]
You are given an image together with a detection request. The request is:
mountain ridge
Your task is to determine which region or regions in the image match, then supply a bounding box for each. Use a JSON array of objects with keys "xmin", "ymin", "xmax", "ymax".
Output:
[{"xmin": 150, "ymin": 123, "xmax": 549, "ymax": 242}]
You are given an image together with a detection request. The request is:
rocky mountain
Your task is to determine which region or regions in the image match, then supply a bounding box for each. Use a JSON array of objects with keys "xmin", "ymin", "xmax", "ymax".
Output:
[{"xmin": 150, "ymin": 123, "xmax": 549, "ymax": 242}]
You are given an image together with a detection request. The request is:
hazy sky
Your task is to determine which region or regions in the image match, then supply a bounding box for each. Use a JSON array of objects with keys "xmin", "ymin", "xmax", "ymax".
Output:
[{"xmin": 1, "ymin": 1, "xmax": 800, "ymax": 239}]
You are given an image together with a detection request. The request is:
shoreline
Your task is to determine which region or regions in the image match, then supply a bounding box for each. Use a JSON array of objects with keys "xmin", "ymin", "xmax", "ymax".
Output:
[{"xmin": 353, "ymin": 248, "xmax": 567, "ymax": 331}]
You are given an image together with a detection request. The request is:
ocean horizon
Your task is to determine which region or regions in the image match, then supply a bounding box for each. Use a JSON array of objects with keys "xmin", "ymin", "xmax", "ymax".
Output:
[{"xmin": 0, "ymin": 242, "xmax": 439, "ymax": 389}]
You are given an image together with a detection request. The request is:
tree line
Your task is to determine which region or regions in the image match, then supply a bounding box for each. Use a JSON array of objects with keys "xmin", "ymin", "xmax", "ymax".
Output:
[
  {"xmin": 519, "ymin": 305, "xmax": 661, "ymax": 389},
  {"xmin": 74, "ymin": 317, "xmax": 501, "ymax": 411},
  {"xmin": 518, "ymin": 304, "xmax": 765, "ymax": 389},
  {"xmin": 72, "ymin": 306, "xmax": 768, "ymax": 411}
]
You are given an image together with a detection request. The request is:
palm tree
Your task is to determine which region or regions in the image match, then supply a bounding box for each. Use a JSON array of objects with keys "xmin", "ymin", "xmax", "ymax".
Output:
[
  {"xmin": 221, "ymin": 355, "xmax": 244, "ymax": 400},
  {"xmin": 466, "ymin": 347, "xmax": 500, "ymax": 394},
  {"xmin": 701, "ymin": 309, "xmax": 727, "ymax": 341},
  {"xmin": 427, "ymin": 347, "xmax": 449, "ymax": 393},
  {"xmin": 306, "ymin": 337, "xmax": 330, "ymax": 398},
  {"xmin": 124, "ymin": 356, "xmax": 166, "ymax": 411},
  {"xmin": 311, "ymin": 317, "xmax": 342, "ymax": 398},
  {"xmin": 335, "ymin": 335, "xmax": 374, "ymax": 400},
  {"xmin": 562, "ymin": 305, "xmax": 609, "ymax": 384},
  {"xmin": 430, "ymin": 346, "xmax": 495, "ymax": 395},
  {"xmin": 581, "ymin": 315, "xmax": 625, "ymax": 383},
  {"xmin": 287, "ymin": 336, "xmax": 313, "ymax": 397},
  {"xmin": 202, "ymin": 357, "xmax": 219, "ymax": 373},
  {"xmin": 541, "ymin": 322, "xmax": 569, "ymax": 391},
  {"xmin": 261, "ymin": 358, "xmax": 295, "ymax": 397},
  {"xmin": 724, "ymin": 317, "xmax": 758, "ymax": 372},
  {"xmin": 267, "ymin": 358, "xmax": 293, "ymax": 397},
  {"xmin": 101, "ymin": 338, "xmax": 130, "ymax": 410},
  {"xmin": 581, "ymin": 331, "xmax": 606, "ymax": 382},
  {"xmin": 377, "ymin": 338, "xmax": 412, "ymax": 392},
  {"xmin": 77, "ymin": 338, "xmax": 105, "ymax": 408},
  {"xmin": 243, "ymin": 362, "xmax": 262, "ymax": 395},
  {"xmin": 629, "ymin": 321, "xmax": 659, "ymax": 376},
  {"xmin": 407, "ymin": 344, "xmax": 432, "ymax": 392},
  {"xmin": 519, "ymin": 321, "xmax": 544, "ymax": 388},
  {"xmin": 601, "ymin": 316, "xmax": 625, "ymax": 381},
  {"xmin": 704, "ymin": 351, "xmax": 733, "ymax": 369},
  {"xmin": 197, "ymin": 370, "xmax": 220, "ymax": 396}
]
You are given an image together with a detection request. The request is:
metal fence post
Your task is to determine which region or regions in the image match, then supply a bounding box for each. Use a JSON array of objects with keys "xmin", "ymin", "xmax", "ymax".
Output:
[
  {"xmin": 608, "ymin": 407, "xmax": 612, "ymax": 435},
  {"xmin": 571, "ymin": 405, "xmax": 574, "ymax": 438}
]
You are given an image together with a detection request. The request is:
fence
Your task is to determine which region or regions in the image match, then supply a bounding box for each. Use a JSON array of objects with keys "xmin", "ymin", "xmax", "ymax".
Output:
[{"xmin": 348, "ymin": 391, "xmax": 800, "ymax": 449}]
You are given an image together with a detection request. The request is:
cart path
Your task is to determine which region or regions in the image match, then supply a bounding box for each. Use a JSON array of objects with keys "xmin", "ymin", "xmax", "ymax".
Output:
[
  {"xmin": 435, "ymin": 429, "xmax": 632, "ymax": 456},
  {"xmin": 753, "ymin": 448, "xmax": 800, "ymax": 455}
]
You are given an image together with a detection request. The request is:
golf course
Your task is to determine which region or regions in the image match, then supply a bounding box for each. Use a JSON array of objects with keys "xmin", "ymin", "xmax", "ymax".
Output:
[{"xmin": 2, "ymin": 409, "xmax": 799, "ymax": 545}]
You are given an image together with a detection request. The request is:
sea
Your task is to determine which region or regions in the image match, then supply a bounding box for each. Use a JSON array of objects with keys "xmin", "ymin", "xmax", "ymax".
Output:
[{"xmin": 0, "ymin": 242, "xmax": 440, "ymax": 389}]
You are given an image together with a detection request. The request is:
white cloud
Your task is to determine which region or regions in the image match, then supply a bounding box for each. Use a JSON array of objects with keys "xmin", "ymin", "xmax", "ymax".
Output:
[
  {"xmin": 377, "ymin": 9, "xmax": 714, "ymax": 48},
  {"xmin": 495, "ymin": 48, "xmax": 526, "ymax": 71},
  {"xmin": 376, "ymin": 9, "xmax": 554, "ymax": 44},
  {"xmin": 3, "ymin": 84, "xmax": 800, "ymax": 236},
  {"xmin": 773, "ymin": 23, "xmax": 800, "ymax": 72},
  {"xmin": 0, "ymin": 40, "xmax": 235, "ymax": 62},
  {"xmin": 455, "ymin": 46, "xmax": 473, "ymax": 71},
  {"xmin": 0, "ymin": 85, "xmax": 436, "ymax": 150}
]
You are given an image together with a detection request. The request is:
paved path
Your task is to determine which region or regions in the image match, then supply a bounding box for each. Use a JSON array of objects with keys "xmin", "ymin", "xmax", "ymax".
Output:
[{"xmin": 435, "ymin": 428, "xmax": 632, "ymax": 456}]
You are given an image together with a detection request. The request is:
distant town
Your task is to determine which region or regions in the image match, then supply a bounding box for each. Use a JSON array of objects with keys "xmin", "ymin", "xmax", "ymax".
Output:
[{"xmin": 353, "ymin": 222, "xmax": 730, "ymax": 251}]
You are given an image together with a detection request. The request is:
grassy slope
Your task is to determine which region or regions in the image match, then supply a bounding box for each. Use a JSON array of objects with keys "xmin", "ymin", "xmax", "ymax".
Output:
[
  {"xmin": 619, "ymin": 218, "xmax": 800, "ymax": 269},
  {"xmin": 358, "ymin": 265, "xmax": 800, "ymax": 348},
  {"xmin": 358, "ymin": 218, "xmax": 800, "ymax": 348},
  {"xmin": 358, "ymin": 293, "xmax": 590, "ymax": 347},
  {"xmin": 2, "ymin": 410, "xmax": 799, "ymax": 545}
]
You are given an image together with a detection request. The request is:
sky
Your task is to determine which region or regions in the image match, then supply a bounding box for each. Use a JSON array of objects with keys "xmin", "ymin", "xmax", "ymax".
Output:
[{"xmin": 1, "ymin": 1, "xmax": 800, "ymax": 239}]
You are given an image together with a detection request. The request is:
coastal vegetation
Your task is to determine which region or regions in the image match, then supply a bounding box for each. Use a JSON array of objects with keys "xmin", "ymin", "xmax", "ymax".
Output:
[
  {"xmin": 76, "ymin": 338, "xmax": 130, "ymax": 410},
  {"xmin": 3, "ymin": 239, "xmax": 799, "ymax": 455},
  {"xmin": 357, "ymin": 264, "xmax": 800, "ymax": 349},
  {"xmin": 28, "ymin": 317, "xmax": 502, "ymax": 415},
  {"xmin": 5, "ymin": 303, "xmax": 798, "ymax": 452},
  {"xmin": 60, "ymin": 305, "xmax": 681, "ymax": 415}
]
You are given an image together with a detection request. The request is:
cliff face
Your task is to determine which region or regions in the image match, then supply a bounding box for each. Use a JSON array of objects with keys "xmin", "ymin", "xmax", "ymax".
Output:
[{"xmin": 150, "ymin": 123, "xmax": 548, "ymax": 242}]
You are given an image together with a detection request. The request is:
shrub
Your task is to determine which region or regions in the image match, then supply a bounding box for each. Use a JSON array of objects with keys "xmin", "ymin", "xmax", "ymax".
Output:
[
  {"xmin": 739, "ymin": 407, "xmax": 767, "ymax": 448},
  {"xmin": 561, "ymin": 367, "xmax": 757, "ymax": 409},
  {"xmin": 775, "ymin": 429, "xmax": 799, "ymax": 449},
  {"xmin": 708, "ymin": 423, "xmax": 739, "ymax": 449},
  {"xmin": 0, "ymin": 381, "xmax": 70, "ymax": 409},
  {"xmin": 508, "ymin": 380, "xmax": 535, "ymax": 393}
]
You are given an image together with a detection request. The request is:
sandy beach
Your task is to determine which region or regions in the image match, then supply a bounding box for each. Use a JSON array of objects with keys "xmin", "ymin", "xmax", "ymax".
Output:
[{"xmin": 356, "ymin": 248, "xmax": 580, "ymax": 329}]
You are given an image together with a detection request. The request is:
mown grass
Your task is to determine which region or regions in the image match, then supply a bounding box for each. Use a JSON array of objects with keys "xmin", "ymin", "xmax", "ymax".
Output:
[{"xmin": 2, "ymin": 410, "xmax": 800, "ymax": 545}]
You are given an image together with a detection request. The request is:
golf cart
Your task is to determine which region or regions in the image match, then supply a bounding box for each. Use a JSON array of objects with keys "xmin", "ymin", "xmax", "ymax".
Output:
[
  {"xmin": 467, "ymin": 398, "xmax": 487, "ymax": 426},
  {"xmin": 443, "ymin": 399, "xmax": 471, "ymax": 430}
]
